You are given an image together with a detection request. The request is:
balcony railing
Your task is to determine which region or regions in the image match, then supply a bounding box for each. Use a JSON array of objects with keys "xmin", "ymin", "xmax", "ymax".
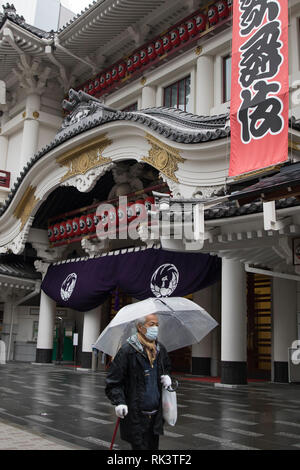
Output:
[{"xmin": 0, "ymin": 170, "xmax": 10, "ymax": 188}]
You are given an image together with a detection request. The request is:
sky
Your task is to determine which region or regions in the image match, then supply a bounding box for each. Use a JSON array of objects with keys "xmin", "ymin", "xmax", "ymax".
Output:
[
  {"xmin": 61, "ymin": 0, "xmax": 95, "ymax": 14},
  {"xmin": 7, "ymin": 0, "xmax": 96, "ymax": 30}
]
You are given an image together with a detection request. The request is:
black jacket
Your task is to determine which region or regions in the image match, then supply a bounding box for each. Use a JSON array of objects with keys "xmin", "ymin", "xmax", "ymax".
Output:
[{"xmin": 105, "ymin": 340, "xmax": 172, "ymax": 443}]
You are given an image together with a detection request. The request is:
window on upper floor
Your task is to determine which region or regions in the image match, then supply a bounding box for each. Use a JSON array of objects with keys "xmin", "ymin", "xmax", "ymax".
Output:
[
  {"xmin": 223, "ymin": 55, "xmax": 232, "ymax": 103},
  {"xmin": 122, "ymin": 102, "xmax": 138, "ymax": 112},
  {"xmin": 164, "ymin": 76, "xmax": 191, "ymax": 112}
]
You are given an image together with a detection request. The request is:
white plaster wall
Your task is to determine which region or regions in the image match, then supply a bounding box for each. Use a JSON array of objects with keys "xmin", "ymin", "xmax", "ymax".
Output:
[
  {"xmin": 16, "ymin": 307, "xmax": 39, "ymax": 342},
  {"xmin": 6, "ymin": 129, "xmax": 23, "ymax": 184},
  {"xmin": 297, "ymin": 282, "xmax": 300, "ymax": 340},
  {"xmin": 37, "ymin": 124, "xmax": 60, "ymax": 153}
]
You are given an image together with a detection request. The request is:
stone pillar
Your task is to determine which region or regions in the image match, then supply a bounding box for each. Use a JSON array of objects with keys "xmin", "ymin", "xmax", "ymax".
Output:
[
  {"xmin": 0, "ymin": 110, "xmax": 9, "ymax": 169},
  {"xmin": 141, "ymin": 85, "xmax": 156, "ymax": 109},
  {"xmin": 272, "ymin": 278, "xmax": 297, "ymax": 383},
  {"xmin": 196, "ymin": 54, "xmax": 214, "ymax": 115},
  {"xmin": 21, "ymin": 93, "xmax": 40, "ymax": 166},
  {"xmin": 192, "ymin": 287, "xmax": 212, "ymax": 375},
  {"xmin": 81, "ymin": 306, "xmax": 101, "ymax": 369},
  {"xmin": 220, "ymin": 258, "xmax": 247, "ymax": 385},
  {"xmin": 36, "ymin": 291, "xmax": 56, "ymax": 363},
  {"xmin": 0, "ymin": 135, "xmax": 8, "ymax": 169},
  {"xmin": 2, "ymin": 302, "xmax": 17, "ymax": 361}
]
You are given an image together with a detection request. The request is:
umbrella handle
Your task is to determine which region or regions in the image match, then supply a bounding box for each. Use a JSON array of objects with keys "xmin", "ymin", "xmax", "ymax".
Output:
[{"xmin": 110, "ymin": 417, "xmax": 120, "ymax": 450}]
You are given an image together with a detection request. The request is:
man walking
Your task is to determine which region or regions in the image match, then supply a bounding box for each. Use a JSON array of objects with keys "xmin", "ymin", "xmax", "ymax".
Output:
[{"xmin": 105, "ymin": 313, "xmax": 172, "ymax": 450}]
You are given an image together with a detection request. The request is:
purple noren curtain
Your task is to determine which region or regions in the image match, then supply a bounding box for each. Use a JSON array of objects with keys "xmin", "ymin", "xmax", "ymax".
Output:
[{"xmin": 41, "ymin": 247, "xmax": 221, "ymax": 312}]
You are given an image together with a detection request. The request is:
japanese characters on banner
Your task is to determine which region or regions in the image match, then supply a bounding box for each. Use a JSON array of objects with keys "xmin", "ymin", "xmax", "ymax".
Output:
[{"xmin": 229, "ymin": 0, "xmax": 289, "ymax": 177}]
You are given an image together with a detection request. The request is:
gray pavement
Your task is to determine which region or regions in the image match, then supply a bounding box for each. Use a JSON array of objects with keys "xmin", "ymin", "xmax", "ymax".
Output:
[{"xmin": 0, "ymin": 363, "xmax": 299, "ymax": 451}]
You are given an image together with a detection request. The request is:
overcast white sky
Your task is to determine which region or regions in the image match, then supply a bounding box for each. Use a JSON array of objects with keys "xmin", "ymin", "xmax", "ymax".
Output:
[{"xmin": 61, "ymin": 0, "xmax": 95, "ymax": 14}]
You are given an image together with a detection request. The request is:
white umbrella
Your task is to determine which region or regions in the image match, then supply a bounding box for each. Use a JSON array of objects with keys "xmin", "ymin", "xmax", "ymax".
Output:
[{"xmin": 93, "ymin": 297, "xmax": 218, "ymax": 357}]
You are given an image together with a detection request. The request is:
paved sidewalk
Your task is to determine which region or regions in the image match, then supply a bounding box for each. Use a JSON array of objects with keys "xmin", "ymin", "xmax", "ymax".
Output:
[
  {"xmin": 1, "ymin": 363, "xmax": 300, "ymax": 450},
  {"xmin": 0, "ymin": 417, "xmax": 85, "ymax": 450}
]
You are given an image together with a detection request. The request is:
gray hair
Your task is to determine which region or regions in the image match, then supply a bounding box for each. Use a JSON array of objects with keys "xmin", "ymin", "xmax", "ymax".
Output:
[{"xmin": 134, "ymin": 316, "xmax": 147, "ymax": 329}]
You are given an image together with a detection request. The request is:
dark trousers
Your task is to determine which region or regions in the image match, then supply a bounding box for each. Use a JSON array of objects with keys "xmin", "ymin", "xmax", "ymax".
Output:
[{"xmin": 130, "ymin": 414, "xmax": 159, "ymax": 450}]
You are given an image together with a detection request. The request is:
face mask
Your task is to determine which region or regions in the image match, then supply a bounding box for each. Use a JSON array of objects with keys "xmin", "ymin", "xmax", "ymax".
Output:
[{"xmin": 145, "ymin": 326, "xmax": 158, "ymax": 341}]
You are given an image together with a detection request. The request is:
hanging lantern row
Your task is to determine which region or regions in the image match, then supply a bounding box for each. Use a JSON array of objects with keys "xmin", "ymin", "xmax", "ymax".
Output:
[
  {"xmin": 80, "ymin": 0, "xmax": 233, "ymax": 96},
  {"xmin": 48, "ymin": 197, "xmax": 155, "ymax": 243}
]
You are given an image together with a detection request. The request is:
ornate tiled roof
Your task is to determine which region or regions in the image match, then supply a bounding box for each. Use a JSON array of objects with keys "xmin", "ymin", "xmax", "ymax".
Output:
[
  {"xmin": 59, "ymin": 89, "xmax": 230, "ymax": 143},
  {"xmin": 228, "ymin": 162, "xmax": 300, "ymax": 206},
  {"xmin": 0, "ymin": 256, "xmax": 41, "ymax": 279},
  {"xmin": 0, "ymin": 88, "xmax": 299, "ymax": 221},
  {"xmin": 0, "ymin": 3, "xmax": 53, "ymax": 38}
]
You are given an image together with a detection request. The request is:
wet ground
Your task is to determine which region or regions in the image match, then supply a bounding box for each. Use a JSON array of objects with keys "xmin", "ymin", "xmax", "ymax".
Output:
[{"xmin": 0, "ymin": 363, "xmax": 300, "ymax": 450}]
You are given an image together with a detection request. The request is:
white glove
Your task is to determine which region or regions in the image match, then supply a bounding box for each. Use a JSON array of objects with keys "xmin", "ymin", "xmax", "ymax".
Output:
[
  {"xmin": 160, "ymin": 375, "xmax": 172, "ymax": 389},
  {"xmin": 115, "ymin": 404, "xmax": 128, "ymax": 418}
]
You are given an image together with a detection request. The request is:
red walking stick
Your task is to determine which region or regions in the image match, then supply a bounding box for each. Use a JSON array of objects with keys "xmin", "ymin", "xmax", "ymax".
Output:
[{"xmin": 110, "ymin": 417, "xmax": 120, "ymax": 450}]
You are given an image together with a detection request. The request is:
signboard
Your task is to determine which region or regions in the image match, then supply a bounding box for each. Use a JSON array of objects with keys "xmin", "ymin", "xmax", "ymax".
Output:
[
  {"xmin": 229, "ymin": 0, "xmax": 289, "ymax": 177},
  {"xmin": 73, "ymin": 333, "xmax": 78, "ymax": 346}
]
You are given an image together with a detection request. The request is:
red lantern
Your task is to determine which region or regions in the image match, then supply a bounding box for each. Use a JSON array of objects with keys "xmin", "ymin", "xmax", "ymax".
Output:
[
  {"xmin": 93, "ymin": 214, "xmax": 100, "ymax": 227},
  {"xmin": 154, "ymin": 39, "xmax": 164, "ymax": 56},
  {"xmin": 135, "ymin": 199, "xmax": 147, "ymax": 221},
  {"xmin": 140, "ymin": 49, "xmax": 149, "ymax": 65},
  {"xmin": 53, "ymin": 224, "xmax": 61, "ymax": 241},
  {"xmin": 88, "ymin": 81, "xmax": 95, "ymax": 95},
  {"xmin": 127, "ymin": 57, "xmax": 134, "ymax": 73},
  {"xmin": 144, "ymin": 196, "xmax": 155, "ymax": 212},
  {"xmin": 48, "ymin": 226, "xmax": 55, "ymax": 242},
  {"xmin": 227, "ymin": 0, "xmax": 233, "ymax": 14},
  {"xmin": 187, "ymin": 18, "xmax": 197, "ymax": 37},
  {"xmin": 72, "ymin": 218, "xmax": 81, "ymax": 236},
  {"xmin": 179, "ymin": 24, "xmax": 189, "ymax": 42},
  {"xmin": 118, "ymin": 62, "xmax": 127, "ymax": 78},
  {"xmin": 60, "ymin": 222, "xmax": 68, "ymax": 239},
  {"xmin": 162, "ymin": 34, "xmax": 172, "ymax": 52},
  {"xmin": 208, "ymin": 5, "xmax": 219, "ymax": 26},
  {"xmin": 100, "ymin": 74, "xmax": 106, "ymax": 89},
  {"xmin": 127, "ymin": 202, "xmax": 136, "ymax": 222},
  {"xmin": 79, "ymin": 215, "xmax": 88, "ymax": 234},
  {"xmin": 195, "ymin": 13, "xmax": 207, "ymax": 32},
  {"xmin": 99, "ymin": 211, "xmax": 108, "ymax": 228},
  {"xmin": 133, "ymin": 52, "xmax": 141, "ymax": 70},
  {"xmin": 108, "ymin": 207, "xmax": 118, "ymax": 227},
  {"xmin": 170, "ymin": 29, "xmax": 181, "ymax": 47},
  {"xmin": 147, "ymin": 43, "xmax": 157, "ymax": 60},
  {"xmin": 105, "ymin": 70, "xmax": 112, "ymax": 86},
  {"xmin": 94, "ymin": 77, "xmax": 101, "ymax": 92},
  {"xmin": 217, "ymin": 1, "xmax": 229, "ymax": 20},
  {"xmin": 66, "ymin": 219, "xmax": 73, "ymax": 238},
  {"xmin": 112, "ymin": 66, "xmax": 119, "ymax": 81},
  {"xmin": 86, "ymin": 214, "xmax": 95, "ymax": 232},
  {"xmin": 117, "ymin": 205, "xmax": 127, "ymax": 226}
]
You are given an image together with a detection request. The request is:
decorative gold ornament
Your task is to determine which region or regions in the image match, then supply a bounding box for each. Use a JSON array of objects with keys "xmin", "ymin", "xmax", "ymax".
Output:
[
  {"xmin": 22, "ymin": 112, "xmax": 26, "ymax": 119},
  {"xmin": 13, "ymin": 185, "xmax": 40, "ymax": 230},
  {"xmin": 33, "ymin": 111, "xmax": 40, "ymax": 119},
  {"xmin": 233, "ymin": 165, "xmax": 282, "ymax": 181},
  {"xmin": 57, "ymin": 134, "xmax": 113, "ymax": 182},
  {"xmin": 141, "ymin": 77, "xmax": 147, "ymax": 86},
  {"xmin": 142, "ymin": 133, "xmax": 184, "ymax": 182},
  {"xmin": 195, "ymin": 46, "xmax": 203, "ymax": 56}
]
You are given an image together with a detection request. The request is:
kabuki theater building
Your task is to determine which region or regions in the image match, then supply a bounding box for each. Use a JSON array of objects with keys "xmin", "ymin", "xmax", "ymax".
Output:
[{"xmin": 0, "ymin": 0, "xmax": 300, "ymax": 386}]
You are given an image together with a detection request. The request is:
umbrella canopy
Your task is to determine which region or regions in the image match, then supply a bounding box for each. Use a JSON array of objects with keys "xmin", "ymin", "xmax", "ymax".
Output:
[{"xmin": 93, "ymin": 297, "xmax": 218, "ymax": 357}]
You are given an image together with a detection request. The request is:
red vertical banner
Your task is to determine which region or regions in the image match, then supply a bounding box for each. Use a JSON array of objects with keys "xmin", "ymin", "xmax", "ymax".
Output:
[{"xmin": 229, "ymin": 0, "xmax": 289, "ymax": 177}]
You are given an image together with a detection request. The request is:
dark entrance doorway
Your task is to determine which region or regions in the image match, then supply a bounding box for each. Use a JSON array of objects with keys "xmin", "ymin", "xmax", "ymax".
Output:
[
  {"xmin": 247, "ymin": 273, "xmax": 272, "ymax": 380},
  {"xmin": 52, "ymin": 317, "xmax": 75, "ymax": 363}
]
